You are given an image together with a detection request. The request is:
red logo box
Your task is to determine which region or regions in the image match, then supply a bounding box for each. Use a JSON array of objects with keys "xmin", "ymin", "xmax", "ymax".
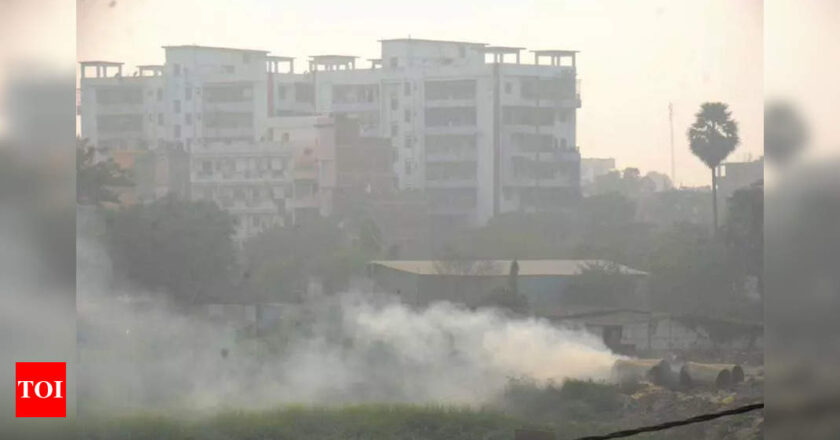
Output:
[{"xmin": 15, "ymin": 362, "xmax": 66, "ymax": 418}]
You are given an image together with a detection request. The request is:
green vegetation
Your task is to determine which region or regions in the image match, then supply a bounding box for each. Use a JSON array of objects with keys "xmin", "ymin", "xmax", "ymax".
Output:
[
  {"xmin": 79, "ymin": 405, "xmax": 526, "ymax": 440},
  {"xmin": 105, "ymin": 194, "xmax": 237, "ymax": 305},
  {"xmin": 77, "ymin": 137, "xmax": 133, "ymax": 206},
  {"xmin": 242, "ymin": 217, "xmax": 382, "ymax": 300},
  {"xmin": 72, "ymin": 382, "xmax": 701, "ymax": 440},
  {"xmin": 498, "ymin": 378, "xmax": 624, "ymax": 424}
]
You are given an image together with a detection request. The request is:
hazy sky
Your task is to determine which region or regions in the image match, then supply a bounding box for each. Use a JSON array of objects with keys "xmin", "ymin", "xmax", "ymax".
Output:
[{"xmin": 76, "ymin": 0, "xmax": 764, "ymax": 186}]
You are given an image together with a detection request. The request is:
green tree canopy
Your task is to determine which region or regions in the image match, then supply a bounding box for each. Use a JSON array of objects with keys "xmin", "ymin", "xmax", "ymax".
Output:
[
  {"xmin": 725, "ymin": 180, "xmax": 763, "ymax": 298},
  {"xmin": 76, "ymin": 137, "xmax": 133, "ymax": 206},
  {"xmin": 106, "ymin": 194, "xmax": 237, "ymax": 305},
  {"xmin": 243, "ymin": 217, "xmax": 381, "ymax": 300}
]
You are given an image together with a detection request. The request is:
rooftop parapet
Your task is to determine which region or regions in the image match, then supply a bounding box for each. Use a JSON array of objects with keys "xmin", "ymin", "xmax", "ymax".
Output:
[
  {"xmin": 267, "ymin": 55, "xmax": 295, "ymax": 74},
  {"xmin": 532, "ymin": 50, "xmax": 578, "ymax": 68},
  {"xmin": 309, "ymin": 55, "xmax": 358, "ymax": 71},
  {"xmin": 79, "ymin": 61, "xmax": 124, "ymax": 79}
]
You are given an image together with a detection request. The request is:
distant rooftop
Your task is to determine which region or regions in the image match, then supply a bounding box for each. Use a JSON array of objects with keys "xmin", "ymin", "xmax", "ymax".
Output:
[
  {"xmin": 369, "ymin": 260, "xmax": 647, "ymax": 277},
  {"xmin": 379, "ymin": 37, "xmax": 487, "ymax": 46},
  {"xmin": 78, "ymin": 61, "xmax": 123, "ymax": 66},
  {"xmin": 310, "ymin": 55, "xmax": 358, "ymax": 62},
  {"xmin": 309, "ymin": 55, "xmax": 359, "ymax": 70},
  {"xmin": 532, "ymin": 49, "xmax": 580, "ymax": 55},
  {"xmin": 162, "ymin": 44, "xmax": 269, "ymax": 54},
  {"xmin": 482, "ymin": 46, "xmax": 525, "ymax": 53}
]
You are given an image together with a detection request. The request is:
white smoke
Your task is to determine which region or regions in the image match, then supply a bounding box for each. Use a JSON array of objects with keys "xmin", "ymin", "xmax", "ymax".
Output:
[{"xmin": 77, "ymin": 213, "xmax": 621, "ymax": 414}]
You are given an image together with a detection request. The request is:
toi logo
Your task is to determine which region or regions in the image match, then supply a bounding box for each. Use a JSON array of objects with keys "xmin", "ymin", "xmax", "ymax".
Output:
[{"xmin": 15, "ymin": 362, "xmax": 66, "ymax": 418}]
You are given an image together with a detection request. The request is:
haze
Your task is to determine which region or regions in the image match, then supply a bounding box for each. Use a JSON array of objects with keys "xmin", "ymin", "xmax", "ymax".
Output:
[{"xmin": 75, "ymin": 0, "xmax": 763, "ymax": 186}]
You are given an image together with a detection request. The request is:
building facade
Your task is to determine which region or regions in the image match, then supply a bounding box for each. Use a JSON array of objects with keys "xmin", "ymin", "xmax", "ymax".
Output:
[
  {"xmin": 580, "ymin": 157, "xmax": 616, "ymax": 185},
  {"xmin": 79, "ymin": 47, "xmax": 338, "ymax": 239},
  {"xmin": 269, "ymin": 38, "xmax": 582, "ymax": 226},
  {"xmin": 717, "ymin": 156, "xmax": 763, "ymax": 203},
  {"xmin": 80, "ymin": 38, "xmax": 582, "ymax": 231}
]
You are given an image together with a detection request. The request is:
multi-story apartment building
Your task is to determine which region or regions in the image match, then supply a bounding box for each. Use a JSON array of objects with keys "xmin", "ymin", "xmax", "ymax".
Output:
[
  {"xmin": 80, "ymin": 47, "xmax": 334, "ymax": 239},
  {"xmin": 269, "ymin": 38, "xmax": 582, "ymax": 226},
  {"xmin": 80, "ymin": 38, "xmax": 581, "ymax": 232}
]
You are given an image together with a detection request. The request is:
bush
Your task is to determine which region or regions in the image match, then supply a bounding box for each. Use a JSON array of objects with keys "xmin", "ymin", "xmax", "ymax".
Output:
[{"xmin": 498, "ymin": 378, "xmax": 624, "ymax": 423}]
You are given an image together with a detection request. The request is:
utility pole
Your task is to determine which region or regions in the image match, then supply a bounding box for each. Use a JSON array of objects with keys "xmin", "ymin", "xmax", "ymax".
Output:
[{"xmin": 668, "ymin": 102, "xmax": 676, "ymax": 185}]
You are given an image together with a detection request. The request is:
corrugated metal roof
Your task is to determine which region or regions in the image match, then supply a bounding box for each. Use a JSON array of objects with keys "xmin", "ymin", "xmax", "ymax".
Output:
[{"xmin": 369, "ymin": 260, "xmax": 647, "ymax": 276}]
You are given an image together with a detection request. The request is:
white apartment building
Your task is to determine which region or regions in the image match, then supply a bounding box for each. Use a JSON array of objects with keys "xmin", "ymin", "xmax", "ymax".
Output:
[
  {"xmin": 80, "ymin": 38, "xmax": 581, "ymax": 232},
  {"xmin": 270, "ymin": 39, "xmax": 582, "ymax": 226},
  {"xmin": 80, "ymin": 47, "xmax": 334, "ymax": 240}
]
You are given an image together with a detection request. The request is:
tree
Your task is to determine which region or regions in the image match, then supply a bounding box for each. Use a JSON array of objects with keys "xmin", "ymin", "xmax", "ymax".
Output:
[
  {"xmin": 564, "ymin": 261, "xmax": 635, "ymax": 308},
  {"xmin": 76, "ymin": 137, "xmax": 133, "ymax": 205},
  {"xmin": 243, "ymin": 217, "xmax": 378, "ymax": 300},
  {"xmin": 725, "ymin": 181, "xmax": 763, "ymax": 299},
  {"xmin": 106, "ymin": 195, "xmax": 236, "ymax": 306},
  {"xmin": 687, "ymin": 102, "xmax": 740, "ymax": 232},
  {"xmin": 647, "ymin": 223, "xmax": 738, "ymax": 317}
]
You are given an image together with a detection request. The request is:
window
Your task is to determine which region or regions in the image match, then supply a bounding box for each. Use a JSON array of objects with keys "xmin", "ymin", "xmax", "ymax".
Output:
[
  {"xmin": 185, "ymin": 87, "xmax": 192, "ymax": 101},
  {"xmin": 223, "ymin": 65, "xmax": 235, "ymax": 74},
  {"xmin": 157, "ymin": 113, "xmax": 164, "ymax": 125},
  {"xmin": 505, "ymin": 82, "xmax": 512, "ymax": 94},
  {"xmin": 281, "ymin": 132, "xmax": 290, "ymax": 142},
  {"xmin": 156, "ymin": 88, "xmax": 163, "ymax": 101},
  {"xmin": 185, "ymin": 113, "xmax": 192, "ymax": 125},
  {"xmin": 390, "ymin": 95, "xmax": 399, "ymax": 111},
  {"xmin": 243, "ymin": 53, "xmax": 251, "ymax": 64},
  {"xmin": 389, "ymin": 57, "xmax": 398, "ymax": 69},
  {"xmin": 404, "ymin": 109, "xmax": 412, "ymax": 123},
  {"xmin": 173, "ymin": 100, "xmax": 181, "ymax": 113},
  {"xmin": 458, "ymin": 46, "xmax": 466, "ymax": 58},
  {"xmin": 173, "ymin": 64, "xmax": 181, "ymax": 76},
  {"xmin": 404, "ymin": 159, "xmax": 412, "ymax": 175},
  {"xmin": 278, "ymin": 85, "xmax": 287, "ymax": 99},
  {"xmin": 174, "ymin": 124, "xmax": 181, "ymax": 139},
  {"xmin": 404, "ymin": 82, "xmax": 411, "ymax": 96},
  {"xmin": 557, "ymin": 110, "xmax": 568, "ymax": 122},
  {"xmin": 405, "ymin": 134, "xmax": 414, "ymax": 149},
  {"xmin": 390, "ymin": 123, "xmax": 398, "ymax": 137}
]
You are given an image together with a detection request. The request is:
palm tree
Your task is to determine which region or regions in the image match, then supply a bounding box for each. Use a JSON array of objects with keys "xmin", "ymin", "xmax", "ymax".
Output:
[{"xmin": 687, "ymin": 102, "xmax": 740, "ymax": 232}]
